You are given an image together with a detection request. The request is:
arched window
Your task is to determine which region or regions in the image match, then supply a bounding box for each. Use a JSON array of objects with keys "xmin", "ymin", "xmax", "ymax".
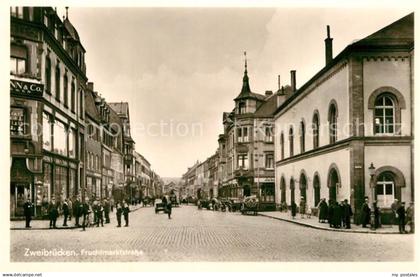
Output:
[
  {"xmin": 374, "ymin": 94, "xmax": 395, "ymax": 134},
  {"xmin": 280, "ymin": 132, "xmax": 284, "ymax": 160},
  {"xmin": 300, "ymin": 120, "xmax": 305, "ymax": 153},
  {"xmin": 55, "ymin": 64, "xmax": 61, "ymax": 101},
  {"xmin": 289, "ymin": 127, "xmax": 294, "ymax": 157},
  {"xmin": 313, "ymin": 174, "xmax": 320, "ymax": 206},
  {"xmin": 376, "ymin": 172, "xmax": 395, "ymax": 207},
  {"xmin": 45, "ymin": 56, "xmax": 51, "ymax": 94},
  {"xmin": 312, "ymin": 112, "xmax": 319, "ymax": 149},
  {"xmin": 328, "ymin": 102, "xmax": 338, "ymax": 144}
]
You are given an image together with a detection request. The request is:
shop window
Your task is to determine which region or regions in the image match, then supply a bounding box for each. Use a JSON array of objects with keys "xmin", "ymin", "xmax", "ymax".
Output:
[
  {"xmin": 53, "ymin": 120, "xmax": 67, "ymax": 156},
  {"xmin": 10, "ymin": 107, "xmax": 26, "ymax": 136},
  {"xmin": 69, "ymin": 128, "xmax": 76, "ymax": 158},
  {"xmin": 261, "ymin": 183, "xmax": 275, "ymax": 203}
]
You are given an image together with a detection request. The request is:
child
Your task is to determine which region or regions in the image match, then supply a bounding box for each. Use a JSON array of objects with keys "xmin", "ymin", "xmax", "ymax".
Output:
[{"xmin": 307, "ymin": 206, "xmax": 312, "ymax": 219}]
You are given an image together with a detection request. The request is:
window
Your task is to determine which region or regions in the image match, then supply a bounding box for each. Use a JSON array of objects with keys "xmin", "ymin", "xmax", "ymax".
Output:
[
  {"xmin": 70, "ymin": 81, "xmax": 75, "ymax": 112},
  {"xmin": 313, "ymin": 174, "xmax": 320, "ymax": 206},
  {"xmin": 10, "ymin": 45, "xmax": 27, "ymax": 75},
  {"xmin": 10, "ymin": 108, "xmax": 25, "ymax": 136},
  {"xmin": 374, "ymin": 95, "xmax": 395, "ymax": 134},
  {"xmin": 237, "ymin": 154, "xmax": 248, "ymax": 169},
  {"xmin": 68, "ymin": 128, "xmax": 76, "ymax": 158},
  {"xmin": 261, "ymin": 183, "xmax": 275, "ymax": 203},
  {"xmin": 45, "ymin": 56, "xmax": 51, "ymax": 94},
  {"xmin": 63, "ymin": 74, "xmax": 68, "ymax": 107},
  {"xmin": 265, "ymin": 126, "xmax": 274, "ymax": 143},
  {"xmin": 53, "ymin": 120, "xmax": 67, "ymax": 156},
  {"xmin": 238, "ymin": 102, "xmax": 246, "ymax": 114},
  {"xmin": 265, "ymin": 153, "xmax": 274, "ymax": 169},
  {"xmin": 10, "ymin": 7, "xmax": 23, "ymax": 18},
  {"xmin": 328, "ymin": 103, "xmax": 338, "ymax": 144},
  {"xmin": 79, "ymin": 90, "xmax": 84, "ymax": 118},
  {"xmin": 289, "ymin": 127, "xmax": 294, "ymax": 157},
  {"xmin": 237, "ymin": 127, "xmax": 248, "ymax": 143},
  {"xmin": 55, "ymin": 64, "xmax": 61, "ymax": 101},
  {"xmin": 312, "ymin": 112, "xmax": 319, "ymax": 149},
  {"xmin": 376, "ymin": 172, "xmax": 395, "ymax": 208},
  {"xmin": 42, "ymin": 113, "xmax": 52, "ymax": 151},
  {"xmin": 300, "ymin": 121, "xmax": 305, "ymax": 153},
  {"xmin": 280, "ymin": 177, "xmax": 286, "ymax": 203},
  {"xmin": 280, "ymin": 132, "xmax": 284, "ymax": 160}
]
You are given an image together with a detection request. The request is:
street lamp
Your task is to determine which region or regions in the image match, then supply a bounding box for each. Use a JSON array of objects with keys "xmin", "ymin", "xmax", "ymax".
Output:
[{"xmin": 368, "ymin": 162, "xmax": 376, "ymax": 230}]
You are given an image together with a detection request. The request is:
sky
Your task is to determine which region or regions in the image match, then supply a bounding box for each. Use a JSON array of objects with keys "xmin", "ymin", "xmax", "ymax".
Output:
[{"xmin": 60, "ymin": 6, "xmax": 413, "ymax": 177}]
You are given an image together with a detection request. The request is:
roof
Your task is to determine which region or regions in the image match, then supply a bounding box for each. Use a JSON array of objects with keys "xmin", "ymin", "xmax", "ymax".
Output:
[
  {"xmin": 108, "ymin": 102, "xmax": 129, "ymax": 117},
  {"xmin": 274, "ymin": 12, "xmax": 414, "ymax": 116},
  {"xmin": 108, "ymin": 105, "xmax": 123, "ymax": 132},
  {"xmin": 254, "ymin": 94, "xmax": 278, "ymax": 117},
  {"xmin": 84, "ymin": 90, "xmax": 101, "ymax": 122},
  {"xmin": 63, "ymin": 18, "xmax": 80, "ymax": 41},
  {"xmin": 234, "ymin": 59, "xmax": 266, "ymax": 101}
]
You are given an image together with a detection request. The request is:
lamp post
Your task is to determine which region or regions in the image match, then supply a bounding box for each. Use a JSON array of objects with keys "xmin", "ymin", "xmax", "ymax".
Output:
[{"xmin": 368, "ymin": 162, "xmax": 376, "ymax": 230}]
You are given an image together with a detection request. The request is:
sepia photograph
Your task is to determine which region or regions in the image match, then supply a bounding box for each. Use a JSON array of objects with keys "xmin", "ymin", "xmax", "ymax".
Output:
[{"xmin": 3, "ymin": 1, "xmax": 418, "ymax": 271}]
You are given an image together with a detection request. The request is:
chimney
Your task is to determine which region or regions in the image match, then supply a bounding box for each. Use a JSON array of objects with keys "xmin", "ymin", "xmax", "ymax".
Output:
[
  {"xmin": 277, "ymin": 75, "xmax": 281, "ymax": 91},
  {"xmin": 87, "ymin": 82, "xmax": 94, "ymax": 91},
  {"xmin": 325, "ymin": 25, "xmax": 333, "ymax": 65},
  {"xmin": 265, "ymin": 90, "xmax": 273, "ymax": 96},
  {"xmin": 290, "ymin": 70, "xmax": 296, "ymax": 92}
]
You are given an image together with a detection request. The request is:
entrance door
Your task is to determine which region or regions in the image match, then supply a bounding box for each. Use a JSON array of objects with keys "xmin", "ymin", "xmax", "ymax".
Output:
[
  {"xmin": 11, "ymin": 183, "xmax": 31, "ymax": 217},
  {"xmin": 243, "ymin": 185, "xmax": 251, "ymax": 197},
  {"xmin": 328, "ymin": 168, "xmax": 339, "ymax": 203}
]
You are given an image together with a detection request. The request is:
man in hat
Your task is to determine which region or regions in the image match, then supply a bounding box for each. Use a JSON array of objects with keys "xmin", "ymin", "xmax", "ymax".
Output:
[
  {"xmin": 391, "ymin": 198, "xmax": 401, "ymax": 227},
  {"xmin": 342, "ymin": 199, "xmax": 353, "ymax": 229},
  {"xmin": 406, "ymin": 202, "xmax": 414, "ymax": 233},
  {"xmin": 23, "ymin": 197, "xmax": 33, "ymax": 228},
  {"xmin": 361, "ymin": 197, "xmax": 371, "ymax": 228},
  {"xmin": 396, "ymin": 202, "xmax": 406, "ymax": 234}
]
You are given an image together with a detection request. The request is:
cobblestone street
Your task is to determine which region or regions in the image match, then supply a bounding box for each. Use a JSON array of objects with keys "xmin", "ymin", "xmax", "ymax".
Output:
[{"xmin": 10, "ymin": 206, "xmax": 413, "ymax": 262}]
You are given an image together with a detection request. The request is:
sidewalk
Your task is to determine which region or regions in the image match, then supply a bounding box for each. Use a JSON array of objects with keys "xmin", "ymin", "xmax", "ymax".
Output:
[
  {"xmin": 10, "ymin": 204, "xmax": 143, "ymax": 230},
  {"xmin": 259, "ymin": 211, "xmax": 406, "ymax": 234}
]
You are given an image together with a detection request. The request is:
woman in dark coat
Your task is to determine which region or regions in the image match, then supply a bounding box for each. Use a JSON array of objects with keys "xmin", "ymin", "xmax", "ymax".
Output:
[
  {"xmin": 116, "ymin": 202, "xmax": 122, "ymax": 227},
  {"xmin": 361, "ymin": 198, "xmax": 371, "ymax": 228},
  {"xmin": 318, "ymin": 198, "xmax": 328, "ymax": 223},
  {"xmin": 328, "ymin": 200, "xmax": 335, "ymax": 227},
  {"xmin": 123, "ymin": 201, "xmax": 130, "ymax": 227},
  {"xmin": 291, "ymin": 201, "xmax": 297, "ymax": 219},
  {"xmin": 333, "ymin": 201, "xmax": 342, "ymax": 228}
]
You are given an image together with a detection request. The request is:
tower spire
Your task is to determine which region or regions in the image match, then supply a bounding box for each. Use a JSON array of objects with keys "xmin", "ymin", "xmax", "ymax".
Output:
[
  {"xmin": 241, "ymin": 51, "xmax": 251, "ymax": 93},
  {"xmin": 65, "ymin": 7, "xmax": 69, "ymax": 19}
]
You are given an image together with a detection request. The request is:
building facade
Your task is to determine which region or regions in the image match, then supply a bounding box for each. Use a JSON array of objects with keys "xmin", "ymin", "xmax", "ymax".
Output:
[
  {"xmin": 273, "ymin": 14, "xmax": 414, "ymax": 223},
  {"xmin": 10, "ymin": 7, "xmax": 87, "ymax": 217}
]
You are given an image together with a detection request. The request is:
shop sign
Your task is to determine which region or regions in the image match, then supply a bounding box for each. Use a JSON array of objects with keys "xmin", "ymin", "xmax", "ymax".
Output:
[
  {"xmin": 255, "ymin": 177, "xmax": 275, "ymax": 183},
  {"xmin": 10, "ymin": 79, "xmax": 43, "ymax": 98}
]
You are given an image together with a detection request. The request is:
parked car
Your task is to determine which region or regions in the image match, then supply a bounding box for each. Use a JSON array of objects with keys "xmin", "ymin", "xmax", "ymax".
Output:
[{"xmin": 154, "ymin": 199, "xmax": 166, "ymax": 214}]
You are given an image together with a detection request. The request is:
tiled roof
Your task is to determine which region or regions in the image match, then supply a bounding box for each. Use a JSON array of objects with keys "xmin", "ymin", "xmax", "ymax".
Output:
[
  {"xmin": 108, "ymin": 102, "xmax": 129, "ymax": 117},
  {"xmin": 84, "ymin": 90, "xmax": 101, "ymax": 122}
]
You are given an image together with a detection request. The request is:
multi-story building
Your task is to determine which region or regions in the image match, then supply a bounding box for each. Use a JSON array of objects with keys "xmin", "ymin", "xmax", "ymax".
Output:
[
  {"xmin": 109, "ymin": 102, "xmax": 136, "ymax": 201},
  {"xmin": 273, "ymin": 13, "xmax": 414, "ymax": 223},
  {"xmin": 85, "ymin": 82, "xmax": 102, "ymax": 200},
  {"xmin": 10, "ymin": 7, "xmax": 87, "ymax": 217},
  {"xmin": 134, "ymin": 151, "xmax": 152, "ymax": 199},
  {"xmin": 217, "ymin": 56, "xmax": 284, "ymax": 210}
]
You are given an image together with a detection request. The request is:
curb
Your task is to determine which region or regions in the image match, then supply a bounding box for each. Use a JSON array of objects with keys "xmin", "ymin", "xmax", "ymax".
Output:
[
  {"xmin": 10, "ymin": 206, "xmax": 143, "ymax": 231},
  {"xmin": 259, "ymin": 213, "xmax": 404, "ymax": 234}
]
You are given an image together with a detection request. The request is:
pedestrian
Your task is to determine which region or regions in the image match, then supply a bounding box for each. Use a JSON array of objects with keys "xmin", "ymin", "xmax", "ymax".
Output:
[
  {"xmin": 104, "ymin": 198, "xmax": 110, "ymax": 224},
  {"xmin": 116, "ymin": 202, "xmax": 122, "ymax": 228},
  {"xmin": 167, "ymin": 197, "xmax": 172, "ymax": 219},
  {"xmin": 406, "ymin": 202, "xmax": 414, "ymax": 233},
  {"xmin": 397, "ymin": 202, "xmax": 406, "ymax": 234},
  {"xmin": 96, "ymin": 202, "xmax": 104, "ymax": 227},
  {"xmin": 299, "ymin": 197, "xmax": 306, "ymax": 219},
  {"xmin": 361, "ymin": 197, "xmax": 371, "ymax": 228},
  {"xmin": 82, "ymin": 200, "xmax": 90, "ymax": 231},
  {"xmin": 342, "ymin": 199, "xmax": 353, "ymax": 229},
  {"xmin": 291, "ymin": 201, "xmax": 297, "ymax": 219},
  {"xmin": 318, "ymin": 198, "xmax": 328, "ymax": 223},
  {"xmin": 62, "ymin": 199, "xmax": 70, "ymax": 227},
  {"xmin": 92, "ymin": 199, "xmax": 99, "ymax": 226},
  {"xmin": 68, "ymin": 198, "xmax": 73, "ymax": 221},
  {"xmin": 48, "ymin": 199, "xmax": 58, "ymax": 229},
  {"xmin": 332, "ymin": 201, "xmax": 342, "ymax": 228},
  {"xmin": 306, "ymin": 204, "xmax": 312, "ymax": 218},
  {"xmin": 328, "ymin": 200, "xmax": 334, "ymax": 227},
  {"xmin": 23, "ymin": 197, "xmax": 33, "ymax": 228},
  {"xmin": 391, "ymin": 198, "xmax": 401, "ymax": 227},
  {"xmin": 73, "ymin": 197, "xmax": 81, "ymax": 227},
  {"xmin": 123, "ymin": 201, "xmax": 130, "ymax": 227},
  {"xmin": 110, "ymin": 198, "xmax": 114, "ymax": 212}
]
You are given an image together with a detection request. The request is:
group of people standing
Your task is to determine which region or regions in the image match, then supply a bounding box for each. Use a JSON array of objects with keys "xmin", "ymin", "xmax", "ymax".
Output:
[
  {"xmin": 286, "ymin": 196, "xmax": 414, "ymax": 233},
  {"xmin": 23, "ymin": 196, "xmax": 132, "ymax": 230}
]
